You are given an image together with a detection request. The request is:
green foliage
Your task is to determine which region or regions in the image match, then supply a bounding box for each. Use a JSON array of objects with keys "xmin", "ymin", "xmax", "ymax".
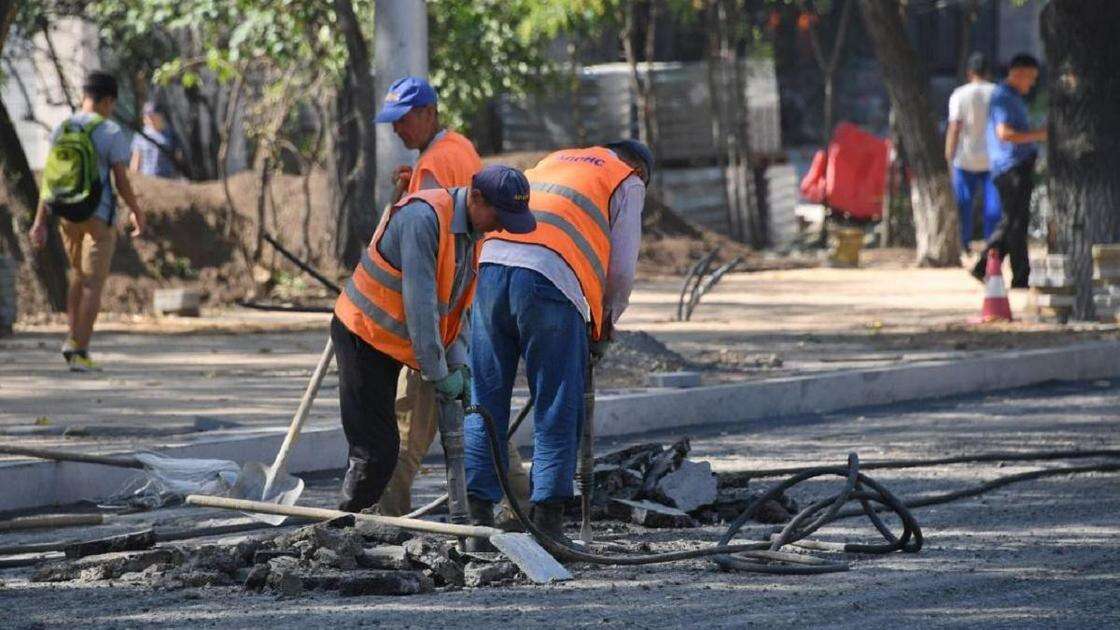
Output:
[{"xmin": 428, "ymin": 0, "xmax": 558, "ymax": 131}]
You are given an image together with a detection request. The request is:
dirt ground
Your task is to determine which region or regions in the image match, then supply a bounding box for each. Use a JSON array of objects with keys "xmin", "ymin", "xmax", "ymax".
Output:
[{"xmin": 2, "ymin": 379, "xmax": 1117, "ymax": 629}]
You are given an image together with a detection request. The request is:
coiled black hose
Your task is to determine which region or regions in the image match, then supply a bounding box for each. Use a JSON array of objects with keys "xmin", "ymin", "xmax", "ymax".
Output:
[{"xmin": 466, "ymin": 404, "xmax": 922, "ymax": 575}]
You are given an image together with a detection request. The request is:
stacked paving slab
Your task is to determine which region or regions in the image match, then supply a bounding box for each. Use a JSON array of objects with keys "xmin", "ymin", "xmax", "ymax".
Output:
[
  {"xmin": 1093, "ymin": 245, "xmax": 1120, "ymax": 323},
  {"xmin": 1028, "ymin": 254, "xmax": 1076, "ymax": 323}
]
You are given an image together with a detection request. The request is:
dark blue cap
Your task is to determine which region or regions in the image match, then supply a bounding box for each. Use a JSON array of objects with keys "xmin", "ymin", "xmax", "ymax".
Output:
[
  {"xmin": 375, "ymin": 76, "xmax": 438, "ymax": 123},
  {"xmin": 472, "ymin": 165, "xmax": 535, "ymax": 234},
  {"xmin": 604, "ymin": 139, "xmax": 654, "ymax": 181}
]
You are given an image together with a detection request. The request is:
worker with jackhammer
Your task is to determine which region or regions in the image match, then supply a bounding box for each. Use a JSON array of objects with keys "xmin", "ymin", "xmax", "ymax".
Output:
[
  {"xmin": 370, "ymin": 75, "xmax": 534, "ymax": 518},
  {"xmin": 331, "ymin": 163, "xmax": 535, "ymax": 513},
  {"xmin": 462, "ymin": 141, "xmax": 652, "ymax": 545}
]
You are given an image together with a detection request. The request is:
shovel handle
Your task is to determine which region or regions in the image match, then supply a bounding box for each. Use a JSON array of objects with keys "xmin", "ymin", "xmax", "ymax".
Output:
[
  {"xmin": 186, "ymin": 494, "xmax": 501, "ymax": 539},
  {"xmin": 0, "ymin": 445, "xmax": 144, "ymax": 469},
  {"xmin": 270, "ymin": 338, "xmax": 334, "ymax": 473}
]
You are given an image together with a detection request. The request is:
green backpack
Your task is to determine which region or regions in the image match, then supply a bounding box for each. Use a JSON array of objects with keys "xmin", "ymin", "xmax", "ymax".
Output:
[{"xmin": 41, "ymin": 115, "xmax": 105, "ymax": 222}]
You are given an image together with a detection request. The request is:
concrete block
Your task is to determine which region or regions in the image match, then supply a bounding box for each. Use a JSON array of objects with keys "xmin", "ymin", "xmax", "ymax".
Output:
[
  {"xmin": 646, "ymin": 371, "xmax": 702, "ymax": 388},
  {"xmin": 153, "ymin": 288, "xmax": 201, "ymax": 316},
  {"xmin": 64, "ymin": 529, "xmax": 155, "ymax": 559},
  {"xmin": 252, "ymin": 549, "xmax": 299, "ymax": 565},
  {"xmin": 33, "ymin": 548, "xmax": 179, "ymax": 582},
  {"xmin": 656, "ymin": 460, "xmax": 717, "ymax": 513},
  {"xmin": 354, "ymin": 520, "xmax": 412, "ymax": 545},
  {"xmin": 463, "ymin": 560, "xmax": 520, "ymax": 587},
  {"xmin": 357, "ymin": 546, "xmax": 411, "ymax": 570},
  {"xmin": 404, "ymin": 538, "xmax": 464, "ymax": 586},
  {"xmin": 338, "ymin": 570, "xmax": 433, "ymax": 596}
]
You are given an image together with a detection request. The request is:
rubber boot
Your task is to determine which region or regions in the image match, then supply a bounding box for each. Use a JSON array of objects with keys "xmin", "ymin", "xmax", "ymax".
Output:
[
  {"xmin": 530, "ymin": 501, "xmax": 574, "ymax": 546},
  {"xmin": 464, "ymin": 496, "xmax": 496, "ymax": 553}
]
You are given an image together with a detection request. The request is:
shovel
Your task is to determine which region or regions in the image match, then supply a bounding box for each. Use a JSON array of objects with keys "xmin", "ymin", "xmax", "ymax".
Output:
[
  {"xmin": 228, "ymin": 337, "xmax": 334, "ymax": 524},
  {"xmin": 186, "ymin": 494, "xmax": 572, "ymax": 583}
]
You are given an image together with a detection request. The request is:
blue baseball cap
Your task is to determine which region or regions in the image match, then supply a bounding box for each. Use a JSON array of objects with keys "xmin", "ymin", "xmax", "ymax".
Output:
[
  {"xmin": 605, "ymin": 139, "xmax": 654, "ymax": 181},
  {"xmin": 375, "ymin": 76, "xmax": 438, "ymax": 123},
  {"xmin": 472, "ymin": 165, "xmax": 535, "ymax": 234}
]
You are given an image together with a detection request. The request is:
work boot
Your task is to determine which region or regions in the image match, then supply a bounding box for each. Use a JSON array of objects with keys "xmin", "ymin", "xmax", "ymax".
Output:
[
  {"xmin": 530, "ymin": 501, "xmax": 574, "ymax": 546},
  {"xmin": 464, "ymin": 496, "xmax": 496, "ymax": 552}
]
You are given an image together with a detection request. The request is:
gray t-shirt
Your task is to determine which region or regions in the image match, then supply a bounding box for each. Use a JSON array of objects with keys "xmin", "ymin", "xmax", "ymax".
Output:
[{"xmin": 49, "ymin": 112, "xmax": 131, "ymax": 223}]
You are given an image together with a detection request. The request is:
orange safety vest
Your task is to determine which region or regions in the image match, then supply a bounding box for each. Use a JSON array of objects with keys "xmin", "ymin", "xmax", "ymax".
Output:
[
  {"xmin": 334, "ymin": 189, "xmax": 474, "ymax": 370},
  {"xmin": 484, "ymin": 147, "xmax": 634, "ymax": 339},
  {"xmin": 409, "ymin": 130, "xmax": 483, "ymax": 193}
]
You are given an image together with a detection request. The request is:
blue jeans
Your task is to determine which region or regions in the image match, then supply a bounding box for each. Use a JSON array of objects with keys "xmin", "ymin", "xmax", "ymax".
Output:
[
  {"xmin": 464, "ymin": 264, "xmax": 588, "ymax": 504},
  {"xmin": 952, "ymin": 167, "xmax": 1001, "ymax": 247}
]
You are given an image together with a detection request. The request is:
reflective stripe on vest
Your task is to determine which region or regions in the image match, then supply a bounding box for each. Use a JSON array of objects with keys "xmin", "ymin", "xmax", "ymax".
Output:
[
  {"xmin": 409, "ymin": 130, "xmax": 483, "ymax": 192},
  {"xmin": 334, "ymin": 188, "xmax": 471, "ymax": 369},
  {"xmin": 482, "ymin": 147, "xmax": 634, "ymax": 339}
]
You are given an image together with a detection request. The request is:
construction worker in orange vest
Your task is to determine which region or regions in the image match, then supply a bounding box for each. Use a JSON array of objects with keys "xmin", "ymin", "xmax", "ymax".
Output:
[
  {"xmin": 331, "ymin": 164, "xmax": 535, "ymax": 513},
  {"xmin": 370, "ymin": 75, "xmax": 517, "ymax": 517},
  {"xmin": 462, "ymin": 141, "xmax": 652, "ymax": 544}
]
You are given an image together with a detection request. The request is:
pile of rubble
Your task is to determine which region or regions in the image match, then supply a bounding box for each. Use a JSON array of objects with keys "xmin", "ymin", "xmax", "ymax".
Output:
[
  {"xmin": 31, "ymin": 515, "xmax": 523, "ymax": 597},
  {"xmin": 582, "ymin": 438, "xmax": 798, "ymax": 528},
  {"xmin": 25, "ymin": 438, "xmax": 794, "ymax": 599}
]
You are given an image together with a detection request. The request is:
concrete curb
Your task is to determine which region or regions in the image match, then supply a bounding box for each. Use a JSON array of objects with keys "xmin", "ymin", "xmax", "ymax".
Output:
[{"xmin": 4, "ymin": 340, "xmax": 1119, "ymax": 512}]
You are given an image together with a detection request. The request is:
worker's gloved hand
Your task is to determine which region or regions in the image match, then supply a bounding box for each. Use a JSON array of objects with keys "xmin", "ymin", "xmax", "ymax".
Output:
[{"xmin": 434, "ymin": 365, "xmax": 470, "ymax": 401}]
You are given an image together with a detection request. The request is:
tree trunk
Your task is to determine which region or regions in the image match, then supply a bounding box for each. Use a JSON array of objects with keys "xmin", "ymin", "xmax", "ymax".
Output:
[
  {"xmin": 331, "ymin": 0, "xmax": 377, "ymax": 269},
  {"xmin": 858, "ymin": 0, "xmax": 959, "ymax": 267},
  {"xmin": 1042, "ymin": 0, "xmax": 1120, "ymax": 320},
  {"xmin": 0, "ymin": 98, "xmax": 69, "ymax": 311},
  {"xmin": 0, "ymin": 0, "xmax": 69, "ymax": 311}
]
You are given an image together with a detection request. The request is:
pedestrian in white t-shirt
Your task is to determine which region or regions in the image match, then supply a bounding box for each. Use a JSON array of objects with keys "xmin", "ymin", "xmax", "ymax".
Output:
[{"xmin": 945, "ymin": 52, "xmax": 1001, "ymax": 249}]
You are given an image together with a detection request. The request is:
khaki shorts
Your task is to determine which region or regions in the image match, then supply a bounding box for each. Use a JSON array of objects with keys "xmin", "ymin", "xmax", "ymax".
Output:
[{"xmin": 59, "ymin": 217, "xmax": 117, "ymax": 287}]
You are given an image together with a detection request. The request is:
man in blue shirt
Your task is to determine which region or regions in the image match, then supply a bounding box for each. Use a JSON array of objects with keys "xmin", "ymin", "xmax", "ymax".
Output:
[{"xmin": 971, "ymin": 54, "xmax": 1048, "ymax": 288}]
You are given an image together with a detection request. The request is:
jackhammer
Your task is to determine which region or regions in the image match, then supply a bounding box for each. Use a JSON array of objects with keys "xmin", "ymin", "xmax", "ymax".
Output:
[{"xmin": 436, "ymin": 384, "xmax": 472, "ymax": 550}]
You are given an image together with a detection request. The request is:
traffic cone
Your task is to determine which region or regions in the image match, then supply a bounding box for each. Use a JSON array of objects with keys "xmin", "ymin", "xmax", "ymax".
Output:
[{"xmin": 978, "ymin": 248, "xmax": 1012, "ymax": 322}]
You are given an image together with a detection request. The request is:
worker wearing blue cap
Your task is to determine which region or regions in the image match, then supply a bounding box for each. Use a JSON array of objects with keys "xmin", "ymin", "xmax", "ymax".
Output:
[
  {"xmin": 370, "ymin": 76, "xmax": 505, "ymax": 518},
  {"xmin": 332, "ymin": 165, "xmax": 535, "ymax": 513},
  {"xmin": 375, "ymin": 76, "xmax": 484, "ymax": 202}
]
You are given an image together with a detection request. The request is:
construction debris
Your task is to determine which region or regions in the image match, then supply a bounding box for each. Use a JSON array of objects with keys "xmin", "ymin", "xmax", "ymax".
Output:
[
  {"xmin": 14, "ymin": 436, "xmax": 800, "ymax": 598},
  {"xmin": 655, "ymin": 460, "xmax": 718, "ymax": 512},
  {"xmin": 19, "ymin": 516, "xmax": 532, "ymax": 597},
  {"xmin": 582, "ymin": 438, "xmax": 794, "ymax": 528}
]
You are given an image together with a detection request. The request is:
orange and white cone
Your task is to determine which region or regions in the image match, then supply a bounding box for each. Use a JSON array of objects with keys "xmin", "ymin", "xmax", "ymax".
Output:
[{"xmin": 978, "ymin": 248, "xmax": 1012, "ymax": 322}]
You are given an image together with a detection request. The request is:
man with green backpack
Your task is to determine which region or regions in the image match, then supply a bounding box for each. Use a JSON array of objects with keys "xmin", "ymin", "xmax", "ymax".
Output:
[{"xmin": 29, "ymin": 72, "xmax": 145, "ymax": 372}]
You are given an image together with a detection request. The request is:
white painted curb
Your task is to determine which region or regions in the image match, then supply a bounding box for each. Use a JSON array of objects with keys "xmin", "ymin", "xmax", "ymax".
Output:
[{"xmin": 3, "ymin": 341, "xmax": 1118, "ymax": 512}]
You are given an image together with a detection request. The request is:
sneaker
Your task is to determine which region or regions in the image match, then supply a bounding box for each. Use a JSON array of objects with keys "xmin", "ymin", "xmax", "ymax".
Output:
[
  {"xmin": 60, "ymin": 337, "xmax": 78, "ymax": 362},
  {"xmin": 68, "ymin": 351, "xmax": 102, "ymax": 372}
]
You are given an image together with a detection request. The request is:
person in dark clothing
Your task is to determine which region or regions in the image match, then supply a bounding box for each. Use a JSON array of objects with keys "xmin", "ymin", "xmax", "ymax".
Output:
[{"xmin": 972, "ymin": 54, "xmax": 1048, "ymax": 288}]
